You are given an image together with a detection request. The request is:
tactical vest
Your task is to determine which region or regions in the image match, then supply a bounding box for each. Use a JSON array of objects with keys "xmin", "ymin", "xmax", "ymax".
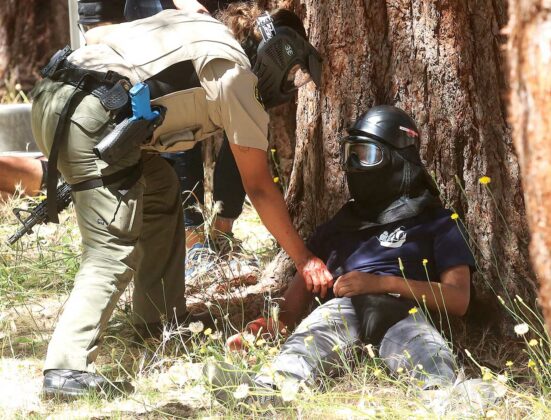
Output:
[{"xmin": 68, "ymin": 10, "xmax": 251, "ymax": 153}]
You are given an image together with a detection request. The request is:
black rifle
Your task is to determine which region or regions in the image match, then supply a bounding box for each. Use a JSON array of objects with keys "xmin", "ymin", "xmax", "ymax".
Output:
[{"xmin": 8, "ymin": 182, "xmax": 73, "ymax": 245}]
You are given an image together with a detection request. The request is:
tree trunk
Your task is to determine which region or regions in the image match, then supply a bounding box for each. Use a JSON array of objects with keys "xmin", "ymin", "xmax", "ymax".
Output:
[
  {"xmin": 0, "ymin": 0, "xmax": 69, "ymax": 99},
  {"xmin": 254, "ymin": 0, "xmax": 537, "ymax": 335},
  {"xmin": 507, "ymin": 1, "xmax": 551, "ymax": 333}
]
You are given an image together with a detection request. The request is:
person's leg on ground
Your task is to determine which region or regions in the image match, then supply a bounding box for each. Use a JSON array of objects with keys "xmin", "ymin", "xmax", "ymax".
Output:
[
  {"xmin": 379, "ymin": 312, "xmax": 457, "ymax": 389},
  {"xmin": 255, "ymin": 297, "xmax": 361, "ymax": 388}
]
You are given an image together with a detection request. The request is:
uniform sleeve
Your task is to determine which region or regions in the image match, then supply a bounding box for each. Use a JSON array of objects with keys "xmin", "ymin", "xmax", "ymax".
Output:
[
  {"xmin": 211, "ymin": 61, "xmax": 269, "ymax": 150},
  {"xmin": 433, "ymin": 211, "xmax": 477, "ymax": 275}
]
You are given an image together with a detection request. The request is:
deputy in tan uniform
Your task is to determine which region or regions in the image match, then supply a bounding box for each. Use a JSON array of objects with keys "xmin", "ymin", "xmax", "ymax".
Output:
[{"xmin": 31, "ymin": 0, "xmax": 332, "ymax": 399}]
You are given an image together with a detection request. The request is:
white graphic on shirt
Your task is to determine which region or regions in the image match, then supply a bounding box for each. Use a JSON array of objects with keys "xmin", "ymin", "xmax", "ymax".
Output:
[{"xmin": 377, "ymin": 226, "xmax": 407, "ymax": 248}]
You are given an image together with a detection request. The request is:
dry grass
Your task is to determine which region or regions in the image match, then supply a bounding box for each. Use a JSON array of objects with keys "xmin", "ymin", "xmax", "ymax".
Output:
[{"xmin": 1, "ymin": 193, "xmax": 550, "ymax": 419}]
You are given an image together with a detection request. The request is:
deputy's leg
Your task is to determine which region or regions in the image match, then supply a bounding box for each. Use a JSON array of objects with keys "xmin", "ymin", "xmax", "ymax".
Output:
[
  {"xmin": 131, "ymin": 154, "xmax": 187, "ymax": 326},
  {"xmin": 379, "ymin": 312, "xmax": 457, "ymax": 389},
  {"xmin": 30, "ymin": 80, "xmax": 145, "ymax": 372},
  {"xmin": 256, "ymin": 297, "xmax": 361, "ymax": 387}
]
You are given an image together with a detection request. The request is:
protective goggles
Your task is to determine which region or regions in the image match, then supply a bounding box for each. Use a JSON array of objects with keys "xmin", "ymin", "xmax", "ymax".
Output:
[{"xmin": 340, "ymin": 136, "xmax": 388, "ymax": 171}]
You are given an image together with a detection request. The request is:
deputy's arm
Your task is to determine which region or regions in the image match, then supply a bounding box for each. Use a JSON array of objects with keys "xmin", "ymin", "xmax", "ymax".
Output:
[
  {"xmin": 333, "ymin": 265, "xmax": 471, "ymax": 316},
  {"xmin": 230, "ymin": 144, "xmax": 333, "ymax": 297}
]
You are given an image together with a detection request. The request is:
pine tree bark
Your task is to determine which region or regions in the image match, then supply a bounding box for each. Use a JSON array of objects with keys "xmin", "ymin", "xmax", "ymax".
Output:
[
  {"xmin": 253, "ymin": 0, "xmax": 537, "ymax": 335},
  {"xmin": 0, "ymin": 0, "xmax": 69, "ymax": 98},
  {"xmin": 507, "ymin": 1, "xmax": 551, "ymax": 333}
]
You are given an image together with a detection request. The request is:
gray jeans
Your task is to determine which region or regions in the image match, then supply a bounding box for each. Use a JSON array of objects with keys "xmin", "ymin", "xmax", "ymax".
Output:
[{"xmin": 256, "ymin": 297, "xmax": 456, "ymax": 390}]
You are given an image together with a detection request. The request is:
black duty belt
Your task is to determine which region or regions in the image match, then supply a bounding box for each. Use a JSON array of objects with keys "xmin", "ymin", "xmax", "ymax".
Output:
[
  {"xmin": 70, "ymin": 161, "xmax": 143, "ymax": 193},
  {"xmin": 40, "ymin": 46, "xmax": 137, "ymax": 223}
]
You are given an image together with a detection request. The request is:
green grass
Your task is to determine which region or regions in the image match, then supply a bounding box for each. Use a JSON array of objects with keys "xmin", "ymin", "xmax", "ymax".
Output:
[{"xmin": 1, "ymin": 191, "xmax": 551, "ymax": 418}]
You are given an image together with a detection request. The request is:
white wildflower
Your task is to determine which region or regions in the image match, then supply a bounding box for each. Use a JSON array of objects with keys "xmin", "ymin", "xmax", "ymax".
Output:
[
  {"xmin": 211, "ymin": 331, "xmax": 223, "ymax": 340},
  {"xmin": 514, "ymin": 323, "xmax": 529, "ymax": 336},
  {"xmin": 242, "ymin": 332, "xmax": 256, "ymax": 346},
  {"xmin": 233, "ymin": 383, "xmax": 250, "ymax": 399},
  {"xmin": 497, "ymin": 374, "xmax": 508, "ymax": 384},
  {"xmin": 365, "ymin": 344, "xmax": 376, "ymax": 359},
  {"xmin": 188, "ymin": 321, "xmax": 204, "ymax": 334},
  {"xmin": 280, "ymin": 378, "xmax": 300, "ymax": 402}
]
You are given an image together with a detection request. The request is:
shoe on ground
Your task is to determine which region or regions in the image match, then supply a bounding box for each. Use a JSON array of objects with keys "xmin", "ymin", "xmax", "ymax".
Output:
[
  {"xmin": 211, "ymin": 233, "xmax": 244, "ymax": 257},
  {"xmin": 42, "ymin": 369, "xmax": 134, "ymax": 401},
  {"xmin": 185, "ymin": 242, "xmax": 219, "ymax": 282},
  {"xmin": 421, "ymin": 376, "xmax": 506, "ymax": 415},
  {"xmin": 134, "ymin": 310, "xmax": 217, "ymax": 341},
  {"xmin": 203, "ymin": 361, "xmax": 282, "ymax": 409}
]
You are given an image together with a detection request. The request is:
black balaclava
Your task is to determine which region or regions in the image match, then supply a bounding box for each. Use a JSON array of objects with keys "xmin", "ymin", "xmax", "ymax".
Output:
[{"xmin": 333, "ymin": 105, "xmax": 441, "ymax": 231}]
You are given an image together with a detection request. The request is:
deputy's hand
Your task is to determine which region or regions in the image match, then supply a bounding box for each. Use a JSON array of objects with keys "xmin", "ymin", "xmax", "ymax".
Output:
[
  {"xmin": 333, "ymin": 271, "xmax": 382, "ymax": 297},
  {"xmin": 296, "ymin": 255, "xmax": 334, "ymax": 298}
]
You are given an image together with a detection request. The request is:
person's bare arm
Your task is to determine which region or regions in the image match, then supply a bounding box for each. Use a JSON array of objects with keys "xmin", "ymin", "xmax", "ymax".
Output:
[
  {"xmin": 279, "ymin": 272, "xmax": 316, "ymax": 329},
  {"xmin": 0, "ymin": 157, "xmax": 43, "ymax": 200},
  {"xmin": 333, "ymin": 265, "xmax": 471, "ymax": 316},
  {"xmin": 229, "ymin": 144, "xmax": 334, "ymax": 297}
]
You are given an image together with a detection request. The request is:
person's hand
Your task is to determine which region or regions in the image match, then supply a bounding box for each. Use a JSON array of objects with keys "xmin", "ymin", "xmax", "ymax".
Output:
[
  {"xmin": 296, "ymin": 255, "xmax": 334, "ymax": 298},
  {"xmin": 226, "ymin": 317, "xmax": 287, "ymax": 351},
  {"xmin": 333, "ymin": 271, "xmax": 382, "ymax": 297}
]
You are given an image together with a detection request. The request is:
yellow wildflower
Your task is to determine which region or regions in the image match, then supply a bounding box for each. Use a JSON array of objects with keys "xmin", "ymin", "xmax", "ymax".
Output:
[
  {"xmin": 479, "ymin": 176, "xmax": 491, "ymax": 185},
  {"xmin": 203, "ymin": 328, "xmax": 212, "ymax": 336},
  {"xmin": 422, "ymin": 258, "xmax": 428, "ymax": 265},
  {"xmin": 373, "ymin": 368, "xmax": 382, "ymax": 377},
  {"xmin": 332, "ymin": 344, "xmax": 341, "ymax": 352},
  {"xmin": 528, "ymin": 339, "xmax": 538, "ymax": 347},
  {"xmin": 505, "ymin": 361, "xmax": 513, "ymax": 367},
  {"xmin": 273, "ymin": 177, "xmax": 280, "ymax": 183},
  {"xmin": 269, "ymin": 347, "xmax": 279, "ymax": 356},
  {"xmin": 482, "ymin": 370, "xmax": 493, "ymax": 381},
  {"xmin": 256, "ymin": 338, "xmax": 267, "ymax": 347},
  {"xmin": 409, "ymin": 307, "xmax": 418, "ymax": 315},
  {"xmin": 271, "ymin": 148, "xmax": 277, "ymax": 153},
  {"xmin": 304, "ymin": 335, "xmax": 314, "ymax": 347},
  {"xmin": 528, "ymin": 359, "xmax": 536, "ymax": 368},
  {"xmin": 451, "ymin": 213, "xmax": 459, "ymax": 220}
]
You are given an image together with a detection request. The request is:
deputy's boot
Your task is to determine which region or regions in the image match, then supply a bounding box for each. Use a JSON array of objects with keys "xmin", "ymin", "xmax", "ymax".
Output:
[{"xmin": 42, "ymin": 369, "xmax": 134, "ymax": 400}]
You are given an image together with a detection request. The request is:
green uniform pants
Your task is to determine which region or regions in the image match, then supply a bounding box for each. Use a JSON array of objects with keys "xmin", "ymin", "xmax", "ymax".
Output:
[{"xmin": 31, "ymin": 79, "xmax": 187, "ymax": 372}]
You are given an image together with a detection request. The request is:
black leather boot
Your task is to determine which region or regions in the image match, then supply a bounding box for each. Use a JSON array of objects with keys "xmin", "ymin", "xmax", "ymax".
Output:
[{"xmin": 42, "ymin": 369, "xmax": 134, "ymax": 400}]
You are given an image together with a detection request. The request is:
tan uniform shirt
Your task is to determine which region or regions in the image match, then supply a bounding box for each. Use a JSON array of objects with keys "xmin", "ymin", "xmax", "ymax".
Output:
[{"xmin": 68, "ymin": 10, "xmax": 269, "ymax": 152}]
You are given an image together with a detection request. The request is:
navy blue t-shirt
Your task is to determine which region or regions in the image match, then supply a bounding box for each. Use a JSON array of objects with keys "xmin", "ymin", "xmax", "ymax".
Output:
[{"xmin": 308, "ymin": 207, "xmax": 476, "ymax": 283}]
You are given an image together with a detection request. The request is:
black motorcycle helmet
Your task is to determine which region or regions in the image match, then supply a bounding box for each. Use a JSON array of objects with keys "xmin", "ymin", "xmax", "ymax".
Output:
[{"xmin": 341, "ymin": 105, "xmax": 420, "ymax": 172}]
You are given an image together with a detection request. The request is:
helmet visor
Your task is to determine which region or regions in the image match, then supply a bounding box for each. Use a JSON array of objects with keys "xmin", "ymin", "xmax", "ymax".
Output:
[
  {"xmin": 282, "ymin": 64, "xmax": 313, "ymax": 93},
  {"xmin": 342, "ymin": 141, "xmax": 384, "ymax": 169}
]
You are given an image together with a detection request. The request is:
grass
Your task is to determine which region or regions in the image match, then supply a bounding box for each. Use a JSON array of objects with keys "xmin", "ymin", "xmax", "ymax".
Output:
[{"xmin": 1, "ymin": 187, "xmax": 551, "ymax": 418}]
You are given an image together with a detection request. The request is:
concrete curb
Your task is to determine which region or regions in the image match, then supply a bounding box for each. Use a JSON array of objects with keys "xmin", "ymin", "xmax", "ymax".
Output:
[{"xmin": 0, "ymin": 103, "xmax": 39, "ymax": 153}]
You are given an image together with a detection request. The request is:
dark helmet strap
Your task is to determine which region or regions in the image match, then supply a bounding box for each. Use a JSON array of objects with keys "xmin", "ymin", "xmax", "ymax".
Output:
[{"xmin": 257, "ymin": 12, "xmax": 276, "ymax": 41}]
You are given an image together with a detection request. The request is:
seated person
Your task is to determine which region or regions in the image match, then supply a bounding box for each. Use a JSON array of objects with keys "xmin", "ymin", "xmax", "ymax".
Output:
[
  {"xmin": 208, "ymin": 105, "xmax": 475, "ymax": 403},
  {"xmin": 0, "ymin": 155, "xmax": 48, "ymax": 201}
]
